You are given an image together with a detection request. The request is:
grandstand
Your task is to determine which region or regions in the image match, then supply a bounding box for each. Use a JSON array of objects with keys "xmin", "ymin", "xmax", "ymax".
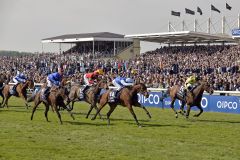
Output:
[
  {"xmin": 125, "ymin": 31, "xmax": 238, "ymax": 45},
  {"xmin": 42, "ymin": 30, "xmax": 239, "ymax": 60},
  {"xmin": 42, "ymin": 32, "xmax": 139, "ymax": 59}
]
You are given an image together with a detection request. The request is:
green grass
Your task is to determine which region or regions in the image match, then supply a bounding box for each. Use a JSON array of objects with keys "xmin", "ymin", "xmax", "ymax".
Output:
[{"xmin": 0, "ymin": 97, "xmax": 240, "ymax": 160}]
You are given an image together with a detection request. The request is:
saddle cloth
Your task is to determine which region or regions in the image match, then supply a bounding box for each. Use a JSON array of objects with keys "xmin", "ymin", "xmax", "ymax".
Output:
[
  {"xmin": 108, "ymin": 88, "xmax": 125, "ymax": 103},
  {"xmin": 78, "ymin": 87, "xmax": 85, "ymax": 100},
  {"xmin": 177, "ymin": 86, "xmax": 185, "ymax": 98},
  {"xmin": 78, "ymin": 86, "xmax": 92, "ymax": 100},
  {"xmin": 9, "ymin": 85, "xmax": 17, "ymax": 95},
  {"xmin": 177, "ymin": 84, "xmax": 198, "ymax": 99}
]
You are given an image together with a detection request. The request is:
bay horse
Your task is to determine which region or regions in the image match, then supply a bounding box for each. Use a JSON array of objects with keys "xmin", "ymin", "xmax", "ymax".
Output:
[
  {"xmin": 0, "ymin": 72, "xmax": 10, "ymax": 105},
  {"xmin": 91, "ymin": 83, "xmax": 150, "ymax": 127},
  {"xmin": 1, "ymin": 79, "xmax": 34, "ymax": 109},
  {"xmin": 168, "ymin": 81, "xmax": 214, "ymax": 118},
  {"xmin": 30, "ymin": 86, "xmax": 74, "ymax": 124},
  {"xmin": 67, "ymin": 80, "xmax": 109, "ymax": 119}
]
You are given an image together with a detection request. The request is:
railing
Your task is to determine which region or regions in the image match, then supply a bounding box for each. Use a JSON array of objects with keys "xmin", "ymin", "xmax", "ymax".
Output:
[{"xmin": 8, "ymin": 83, "xmax": 240, "ymax": 96}]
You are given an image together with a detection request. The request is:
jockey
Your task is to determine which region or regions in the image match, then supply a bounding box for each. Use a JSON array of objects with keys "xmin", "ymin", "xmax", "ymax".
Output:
[
  {"xmin": 11, "ymin": 71, "xmax": 27, "ymax": 94},
  {"xmin": 112, "ymin": 76, "xmax": 134, "ymax": 91},
  {"xmin": 80, "ymin": 69, "xmax": 104, "ymax": 98},
  {"xmin": 110, "ymin": 76, "xmax": 134, "ymax": 101},
  {"xmin": 185, "ymin": 75, "xmax": 200, "ymax": 91},
  {"xmin": 83, "ymin": 69, "xmax": 104, "ymax": 86},
  {"xmin": 184, "ymin": 74, "xmax": 200, "ymax": 98},
  {"xmin": 42, "ymin": 68, "xmax": 63, "ymax": 102}
]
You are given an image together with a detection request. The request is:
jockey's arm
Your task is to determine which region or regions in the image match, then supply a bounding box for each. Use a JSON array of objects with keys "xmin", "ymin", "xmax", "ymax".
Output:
[
  {"xmin": 16, "ymin": 77, "xmax": 26, "ymax": 83},
  {"xmin": 51, "ymin": 79, "xmax": 60, "ymax": 86},
  {"xmin": 120, "ymin": 80, "xmax": 133, "ymax": 86},
  {"xmin": 88, "ymin": 80, "xmax": 94, "ymax": 85}
]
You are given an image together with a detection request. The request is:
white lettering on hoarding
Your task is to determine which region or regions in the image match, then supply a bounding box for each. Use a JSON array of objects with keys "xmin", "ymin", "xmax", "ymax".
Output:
[{"xmin": 217, "ymin": 101, "xmax": 238, "ymax": 110}]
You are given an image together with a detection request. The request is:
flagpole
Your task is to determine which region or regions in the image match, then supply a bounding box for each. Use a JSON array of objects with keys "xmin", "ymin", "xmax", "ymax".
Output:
[{"xmin": 238, "ymin": 14, "xmax": 240, "ymax": 29}]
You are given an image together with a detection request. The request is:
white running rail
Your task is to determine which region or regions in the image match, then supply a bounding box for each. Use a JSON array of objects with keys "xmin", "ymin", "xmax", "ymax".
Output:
[{"xmin": 8, "ymin": 83, "xmax": 240, "ymax": 95}]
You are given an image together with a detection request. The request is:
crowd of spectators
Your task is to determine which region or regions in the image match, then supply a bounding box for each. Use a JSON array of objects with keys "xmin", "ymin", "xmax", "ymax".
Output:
[
  {"xmin": 64, "ymin": 41, "xmax": 131, "ymax": 59},
  {"xmin": 0, "ymin": 45, "xmax": 239, "ymax": 91}
]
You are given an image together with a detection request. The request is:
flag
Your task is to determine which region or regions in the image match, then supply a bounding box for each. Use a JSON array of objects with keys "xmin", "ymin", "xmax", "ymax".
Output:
[
  {"xmin": 211, "ymin": 4, "xmax": 221, "ymax": 13},
  {"xmin": 185, "ymin": 8, "xmax": 195, "ymax": 15},
  {"xmin": 226, "ymin": 3, "xmax": 232, "ymax": 10},
  {"xmin": 197, "ymin": 7, "xmax": 203, "ymax": 15},
  {"xmin": 171, "ymin": 11, "xmax": 181, "ymax": 17}
]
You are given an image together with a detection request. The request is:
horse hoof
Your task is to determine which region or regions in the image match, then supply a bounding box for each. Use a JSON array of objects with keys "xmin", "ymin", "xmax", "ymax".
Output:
[
  {"xmin": 148, "ymin": 114, "xmax": 152, "ymax": 119},
  {"xmin": 138, "ymin": 125, "xmax": 142, "ymax": 128},
  {"xmin": 193, "ymin": 114, "xmax": 198, "ymax": 117},
  {"xmin": 175, "ymin": 114, "xmax": 178, "ymax": 118},
  {"xmin": 91, "ymin": 117, "xmax": 96, "ymax": 121}
]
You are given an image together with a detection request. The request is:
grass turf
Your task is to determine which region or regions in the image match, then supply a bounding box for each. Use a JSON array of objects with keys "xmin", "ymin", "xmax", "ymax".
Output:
[{"xmin": 0, "ymin": 97, "xmax": 239, "ymax": 160}]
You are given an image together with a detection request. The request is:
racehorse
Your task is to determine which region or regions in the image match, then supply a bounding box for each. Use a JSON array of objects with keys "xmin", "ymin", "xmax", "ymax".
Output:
[
  {"xmin": 67, "ymin": 80, "xmax": 109, "ymax": 119},
  {"xmin": 91, "ymin": 83, "xmax": 150, "ymax": 127},
  {"xmin": 1, "ymin": 79, "xmax": 34, "ymax": 109},
  {"xmin": 168, "ymin": 80, "xmax": 214, "ymax": 118},
  {"xmin": 0, "ymin": 72, "xmax": 10, "ymax": 105},
  {"xmin": 30, "ymin": 86, "xmax": 74, "ymax": 124}
]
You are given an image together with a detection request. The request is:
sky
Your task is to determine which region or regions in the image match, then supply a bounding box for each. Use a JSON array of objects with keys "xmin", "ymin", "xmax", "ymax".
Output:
[{"xmin": 0, "ymin": 0, "xmax": 239, "ymax": 53}]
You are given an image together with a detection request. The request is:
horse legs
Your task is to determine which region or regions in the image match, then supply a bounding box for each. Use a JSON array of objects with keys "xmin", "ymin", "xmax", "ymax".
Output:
[
  {"xmin": 193, "ymin": 104, "xmax": 203, "ymax": 117},
  {"xmin": 2, "ymin": 95, "xmax": 10, "ymax": 108},
  {"xmin": 71, "ymin": 101, "xmax": 75, "ymax": 111},
  {"xmin": 91, "ymin": 99, "xmax": 108, "ymax": 120},
  {"xmin": 134, "ymin": 102, "xmax": 151, "ymax": 119},
  {"xmin": 185, "ymin": 104, "xmax": 191, "ymax": 119},
  {"xmin": 67, "ymin": 110, "xmax": 75, "ymax": 120},
  {"xmin": 44, "ymin": 104, "xmax": 50, "ymax": 122},
  {"xmin": 0, "ymin": 95, "xmax": 4, "ymax": 107},
  {"xmin": 94, "ymin": 105, "xmax": 103, "ymax": 119},
  {"xmin": 141, "ymin": 106, "xmax": 152, "ymax": 119},
  {"xmin": 179, "ymin": 101, "xmax": 186, "ymax": 116},
  {"xmin": 61, "ymin": 103, "xmax": 75, "ymax": 120},
  {"xmin": 127, "ymin": 104, "xmax": 141, "ymax": 127},
  {"xmin": 53, "ymin": 105, "xmax": 63, "ymax": 124},
  {"xmin": 31, "ymin": 100, "xmax": 41, "ymax": 121},
  {"xmin": 170, "ymin": 98, "xmax": 178, "ymax": 118},
  {"xmin": 86, "ymin": 104, "xmax": 103, "ymax": 119},
  {"xmin": 106, "ymin": 103, "xmax": 117, "ymax": 126},
  {"xmin": 86, "ymin": 104, "xmax": 94, "ymax": 119},
  {"xmin": 20, "ymin": 93, "xmax": 30, "ymax": 109}
]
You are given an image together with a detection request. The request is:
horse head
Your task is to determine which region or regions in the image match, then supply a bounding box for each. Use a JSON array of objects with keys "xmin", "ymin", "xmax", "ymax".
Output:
[
  {"xmin": 61, "ymin": 77, "xmax": 71, "ymax": 86},
  {"xmin": 133, "ymin": 83, "xmax": 149, "ymax": 98},
  {"xmin": 96, "ymin": 79, "xmax": 109, "ymax": 90},
  {"xmin": 202, "ymin": 81, "xmax": 214, "ymax": 95},
  {"xmin": 25, "ymin": 79, "xmax": 35, "ymax": 89},
  {"xmin": 57, "ymin": 86, "xmax": 72, "ymax": 110}
]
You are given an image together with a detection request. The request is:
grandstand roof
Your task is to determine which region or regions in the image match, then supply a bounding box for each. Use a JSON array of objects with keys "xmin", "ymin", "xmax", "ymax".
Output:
[
  {"xmin": 42, "ymin": 32, "xmax": 132, "ymax": 43},
  {"xmin": 125, "ymin": 31, "xmax": 237, "ymax": 44}
]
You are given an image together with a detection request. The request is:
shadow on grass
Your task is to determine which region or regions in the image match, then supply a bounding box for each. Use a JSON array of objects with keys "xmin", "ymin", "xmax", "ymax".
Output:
[
  {"xmin": 197, "ymin": 119, "xmax": 240, "ymax": 124},
  {"xmin": 110, "ymin": 118, "xmax": 150, "ymax": 122},
  {"xmin": 125, "ymin": 122, "xmax": 189, "ymax": 128},
  {"xmin": 65, "ymin": 120, "xmax": 111, "ymax": 126},
  {"xmin": 0, "ymin": 108, "xmax": 30, "ymax": 113},
  {"xmin": 0, "ymin": 106, "xmax": 45, "ymax": 113}
]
